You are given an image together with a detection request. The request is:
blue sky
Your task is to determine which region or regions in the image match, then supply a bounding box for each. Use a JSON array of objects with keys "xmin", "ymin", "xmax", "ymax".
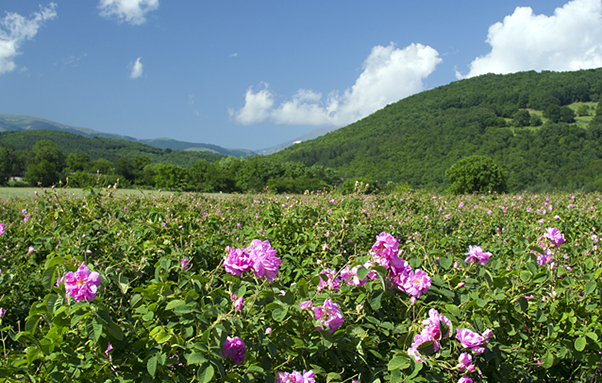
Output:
[{"xmin": 1, "ymin": 0, "xmax": 601, "ymax": 151}]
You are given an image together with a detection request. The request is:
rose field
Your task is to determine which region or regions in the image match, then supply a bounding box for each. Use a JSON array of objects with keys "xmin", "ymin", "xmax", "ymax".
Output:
[{"xmin": 0, "ymin": 188, "xmax": 601, "ymax": 382}]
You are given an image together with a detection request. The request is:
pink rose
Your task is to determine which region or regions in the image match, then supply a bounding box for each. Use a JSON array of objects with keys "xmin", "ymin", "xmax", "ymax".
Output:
[
  {"xmin": 464, "ymin": 245, "xmax": 492, "ymax": 265},
  {"xmin": 313, "ymin": 299, "xmax": 344, "ymax": 333},
  {"xmin": 221, "ymin": 336, "xmax": 246, "ymax": 365},
  {"xmin": 542, "ymin": 227, "xmax": 565, "ymax": 247},
  {"xmin": 64, "ymin": 262, "xmax": 101, "ymax": 302},
  {"xmin": 402, "ymin": 269, "xmax": 431, "ymax": 298},
  {"xmin": 276, "ymin": 369, "xmax": 315, "ymax": 383},
  {"xmin": 247, "ymin": 240, "xmax": 281, "ymax": 282},
  {"xmin": 223, "ymin": 247, "xmax": 254, "ymax": 276},
  {"xmin": 317, "ymin": 268, "xmax": 341, "ymax": 292},
  {"xmin": 456, "ymin": 328, "xmax": 489, "ymax": 355}
]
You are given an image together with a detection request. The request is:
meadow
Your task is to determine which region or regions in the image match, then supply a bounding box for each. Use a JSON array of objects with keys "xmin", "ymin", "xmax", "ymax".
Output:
[{"xmin": 0, "ymin": 187, "xmax": 600, "ymax": 382}]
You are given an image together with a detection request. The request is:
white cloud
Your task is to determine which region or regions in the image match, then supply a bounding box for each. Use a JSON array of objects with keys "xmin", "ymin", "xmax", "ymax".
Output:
[
  {"xmin": 460, "ymin": 0, "xmax": 602, "ymax": 79},
  {"xmin": 0, "ymin": 3, "xmax": 57, "ymax": 75},
  {"xmin": 233, "ymin": 42, "xmax": 441, "ymax": 127},
  {"xmin": 230, "ymin": 82, "xmax": 274, "ymax": 125},
  {"xmin": 129, "ymin": 57, "xmax": 143, "ymax": 78},
  {"xmin": 98, "ymin": 0, "xmax": 159, "ymax": 26}
]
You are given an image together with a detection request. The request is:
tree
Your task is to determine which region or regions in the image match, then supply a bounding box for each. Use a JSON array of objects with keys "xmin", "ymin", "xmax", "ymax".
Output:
[
  {"xmin": 65, "ymin": 152, "xmax": 90, "ymax": 172},
  {"xmin": 512, "ymin": 110, "xmax": 531, "ymax": 127},
  {"xmin": 446, "ymin": 155, "xmax": 507, "ymax": 194},
  {"xmin": 25, "ymin": 160, "xmax": 59, "ymax": 186},
  {"xmin": 32, "ymin": 140, "xmax": 65, "ymax": 170}
]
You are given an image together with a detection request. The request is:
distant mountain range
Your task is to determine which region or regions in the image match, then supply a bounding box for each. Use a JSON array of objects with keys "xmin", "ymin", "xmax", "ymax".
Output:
[{"xmin": 0, "ymin": 114, "xmax": 335, "ymax": 157}]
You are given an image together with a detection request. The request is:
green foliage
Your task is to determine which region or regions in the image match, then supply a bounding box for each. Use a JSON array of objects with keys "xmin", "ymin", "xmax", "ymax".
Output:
[
  {"xmin": 0, "ymin": 190, "xmax": 601, "ymax": 382},
  {"xmin": 446, "ymin": 155, "xmax": 507, "ymax": 194},
  {"xmin": 272, "ymin": 68, "xmax": 602, "ymax": 192}
]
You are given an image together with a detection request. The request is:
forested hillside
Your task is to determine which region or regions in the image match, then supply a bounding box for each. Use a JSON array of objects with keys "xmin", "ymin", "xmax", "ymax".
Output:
[
  {"xmin": 271, "ymin": 68, "xmax": 602, "ymax": 192},
  {"xmin": 0, "ymin": 130, "xmax": 224, "ymax": 167}
]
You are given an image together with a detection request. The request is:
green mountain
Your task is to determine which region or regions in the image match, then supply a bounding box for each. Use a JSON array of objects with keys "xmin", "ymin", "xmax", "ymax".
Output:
[
  {"xmin": 0, "ymin": 129, "xmax": 224, "ymax": 168},
  {"xmin": 271, "ymin": 68, "xmax": 602, "ymax": 192},
  {"xmin": 0, "ymin": 114, "xmax": 251, "ymax": 158}
]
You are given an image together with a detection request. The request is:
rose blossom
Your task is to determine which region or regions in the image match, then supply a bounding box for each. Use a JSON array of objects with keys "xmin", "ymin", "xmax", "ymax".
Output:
[
  {"xmin": 223, "ymin": 247, "xmax": 253, "ymax": 276},
  {"xmin": 246, "ymin": 239, "xmax": 281, "ymax": 282},
  {"xmin": 402, "ymin": 269, "xmax": 431, "ymax": 298},
  {"xmin": 64, "ymin": 262, "xmax": 101, "ymax": 302},
  {"xmin": 457, "ymin": 352, "xmax": 473, "ymax": 370},
  {"xmin": 276, "ymin": 369, "xmax": 316, "ymax": 383},
  {"xmin": 313, "ymin": 299, "xmax": 344, "ymax": 333},
  {"xmin": 317, "ymin": 268, "xmax": 341, "ymax": 292},
  {"xmin": 421, "ymin": 308, "xmax": 452, "ymax": 340},
  {"xmin": 370, "ymin": 232, "xmax": 400, "ymax": 269},
  {"xmin": 543, "ymin": 227, "xmax": 565, "ymax": 247},
  {"xmin": 181, "ymin": 258, "xmax": 190, "ymax": 269},
  {"xmin": 464, "ymin": 245, "xmax": 492, "ymax": 265},
  {"xmin": 456, "ymin": 328, "xmax": 490, "ymax": 355},
  {"xmin": 231, "ymin": 294, "xmax": 244, "ymax": 311},
  {"xmin": 221, "ymin": 336, "xmax": 246, "ymax": 365},
  {"xmin": 458, "ymin": 376, "xmax": 473, "ymax": 383}
]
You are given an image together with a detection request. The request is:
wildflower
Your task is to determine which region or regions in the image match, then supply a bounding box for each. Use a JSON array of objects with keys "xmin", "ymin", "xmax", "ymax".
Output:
[
  {"xmin": 313, "ymin": 299, "xmax": 344, "ymax": 333},
  {"xmin": 181, "ymin": 258, "xmax": 190, "ymax": 269},
  {"xmin": 0, "ymin": 224, "xmax": 4, "ymax": 236},
  {"xmin": 232, "ymin": 295, "xmax": 244, "ymax": 311},
  {"xmin": 402, "ymin": 269, "xmax": 431, "ymax": 298},
  {"xmin": 246, "ymin": 239, "xmax": 281, "ymax": 282},
  {"xmin": 458, "ymin": 376, "xmax": 473, "ymax": 383},
  {"xmin": 456, "ymin": 328, "xmax": 490, "ymax": 355},
  {"xmin": 317, "ymin": 268, "xmax": 341, "ymax": 292},
  {"xmin": 457, "ymin": 352, "xmax": 472, "ymax": 370},
  {"xmin": 28, "ymin": 246, "xmax": 35, "ymax": 253},
  {"xmin": 221, "ymin": 336, "xmax": 246, "ymax": 365},
  {"xmin": 421, "ymin": 308, "xmax": 452, "ymax": 340},
  {"xmin": 300, "ymin": 300, "xmax": 313, "ymax": 311},
  {"xmin": 464, "ymin": 245, "xmax": 491, "ymax": 265},
  {"xmin": 276, "ymin": 369, "xmax": 316, "ymax": 383},
  {"xmin": 542, "ymin": 227, "xmax": 565, "ymax": 247},
  {"xmin": 223, "ymin": 247, "xmax": 254, "ymax": 277},
  {"xmin": 64, "ymin": 262, "xmax": 102, "ymax": 302},
  {"xmin": 265, "ymin": 327, "xmax": 272, "ymax": 335}
]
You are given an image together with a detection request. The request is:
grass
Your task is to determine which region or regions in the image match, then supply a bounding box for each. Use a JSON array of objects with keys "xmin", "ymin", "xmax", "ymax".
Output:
[{"xmin": 0, "ymin": 187, "xmax": 177, "ymax": 200}]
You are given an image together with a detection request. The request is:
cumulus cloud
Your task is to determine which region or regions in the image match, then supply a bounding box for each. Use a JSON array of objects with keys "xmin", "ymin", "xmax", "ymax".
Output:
[
  {"xmin": 0, "ymin": 3, "xmax": 57, "ymax": 75},
  {"xmin": 129, "ymin": 57, "xmax": 143, "ymax": 78},
  {"xmin": 460, "ymin": 0, "xmax": 602, "ymax": 79},
  {"xmin": 98, "ymin": 0, "xmax": 159, "ymax": 26},
  {"xmin": 232, "ymin": 42, "xmax": 441, "ymax": 127},
  {"xmin": 230, "ymin": 82, "xmax": 274, "ymax": 125}
]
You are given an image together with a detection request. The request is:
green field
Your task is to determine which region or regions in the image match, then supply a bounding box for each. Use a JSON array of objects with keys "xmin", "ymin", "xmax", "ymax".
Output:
[{"xmin": 0, "ymin": 189, "xmax": 600, "ymax": 382}]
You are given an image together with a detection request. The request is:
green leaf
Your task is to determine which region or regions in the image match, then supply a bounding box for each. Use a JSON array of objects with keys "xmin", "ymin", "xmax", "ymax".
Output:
[
  {"xmin": 369, "ymin": 291, "xmax": 383, "ymax": 311},
  {"xmin": 118, "ymin": 274, "xmax": 129, "ymax": 294},
  {"xmin": 519, "ymin": 270, "xmax": 531, "ymax": 282},
  {"xmin": 86, "ymin": 317, "xmax": 103, "ymax": 343},
  {"xmin": 41, "ymin": 265, "xmax": 57, "ymax": 291},
  {"xmin": 514, "ymin": 297, "xmax": 528, "ymax": 313},
  {"xmin": 542, "ymin": 352, "xmax": 554, "ymax": 368},
  {"xmin": 357, "ymin": 266, "xmax": 369, "ymax": 281},
  {"xmin": 575, "ymin": 336, "xmax": 587, "ymax": 351},
  {"xmin": 272, "ymin": 307, "xmax": 288, "ymax": 322},
  {"xmin": 445, "ymin": 304, "xmax": 461, "ymax": 318},
  {"xmin": 166, "ymin": 299, "xmax": 187, "ymax": 310},
  {"xmin": 585, "ymin": 281, "xmax": 597, "ymax": 295},
  {"xmin": 439, "ymin": 256, "xmax": 453, "ymax": 270},
  {"xmin": 186, "ymin": 352, "xmax": 207, "ymax": 365},
  {"xmin": 147, "ymin": 355, "xmax": 157, "ymax": 377},
  {"xmin": 388, "ymin": 355, "xmax": 410, "ymax": 371},
  {"xmin": 197, "ymin": 363, "xmax": 215, "ymax": 383},
  {"xmin": 417, "ymin": 340, "xmax": 435, "ymax": 356}
]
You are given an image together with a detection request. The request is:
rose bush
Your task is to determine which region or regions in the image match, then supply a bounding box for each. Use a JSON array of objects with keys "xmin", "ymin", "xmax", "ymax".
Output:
[{"xmin": 0, "ymin": 188, "xmax": 599, "ymax": 382}]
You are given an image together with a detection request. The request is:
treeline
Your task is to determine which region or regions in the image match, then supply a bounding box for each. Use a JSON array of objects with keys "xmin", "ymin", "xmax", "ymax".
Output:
[
  {"xmin": 272, "ymin": 68, "xmax": 602, "ymax": 192},
  {"xmin": 0, "ymin": 138, "xmax": 340, "ymax": 193}
]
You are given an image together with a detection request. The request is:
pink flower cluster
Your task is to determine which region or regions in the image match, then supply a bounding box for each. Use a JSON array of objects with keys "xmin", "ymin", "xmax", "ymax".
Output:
[
  {"xmin": 316, "ymin": 268, "xmax": 341, "ymax": 292},
  {"xmin": 456, "ymin": 328, "xmax": 492, "ymax": 355},
  {"xmin": 276, "ymin": 369, "xmax": 316, "ymax": 383},
  {"xmin": 301, "ymin": 299, "xmax": 344, "ymax": 333},
  {"xmin": 542, "ymin": 227, "xmax": 565, "ymax": 247},
  {"xmin": 457, "ymin": 352, "xmax": 475, "ymax": 372},
  {"xmin": 370, "ymin": 233, "xmax": 431, "ymax": 299},
  {"xmin": 464, "ymin": 245, "xmax": 492, "ymax": 265},
  {"xmin": 63, "ymin": 262, "xmax": 102, "ymax": 302},
  {"xmin": 407, "ymin": 309, "xmax": 452, "ymax": 362},
  {"xmin": 224, "ymin": 239, "xmax": 281, "ymax": 282},
  {"xmin": 533, "ymin": 243, "xmax": 554, "ymax": 266},
  {"xmin": 231, "ymin": 294, "xmax": 244, "ymax": 311},
  {"xmin": 221, "ymin": 336, "xmax": 246, "ymax": 365}
]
